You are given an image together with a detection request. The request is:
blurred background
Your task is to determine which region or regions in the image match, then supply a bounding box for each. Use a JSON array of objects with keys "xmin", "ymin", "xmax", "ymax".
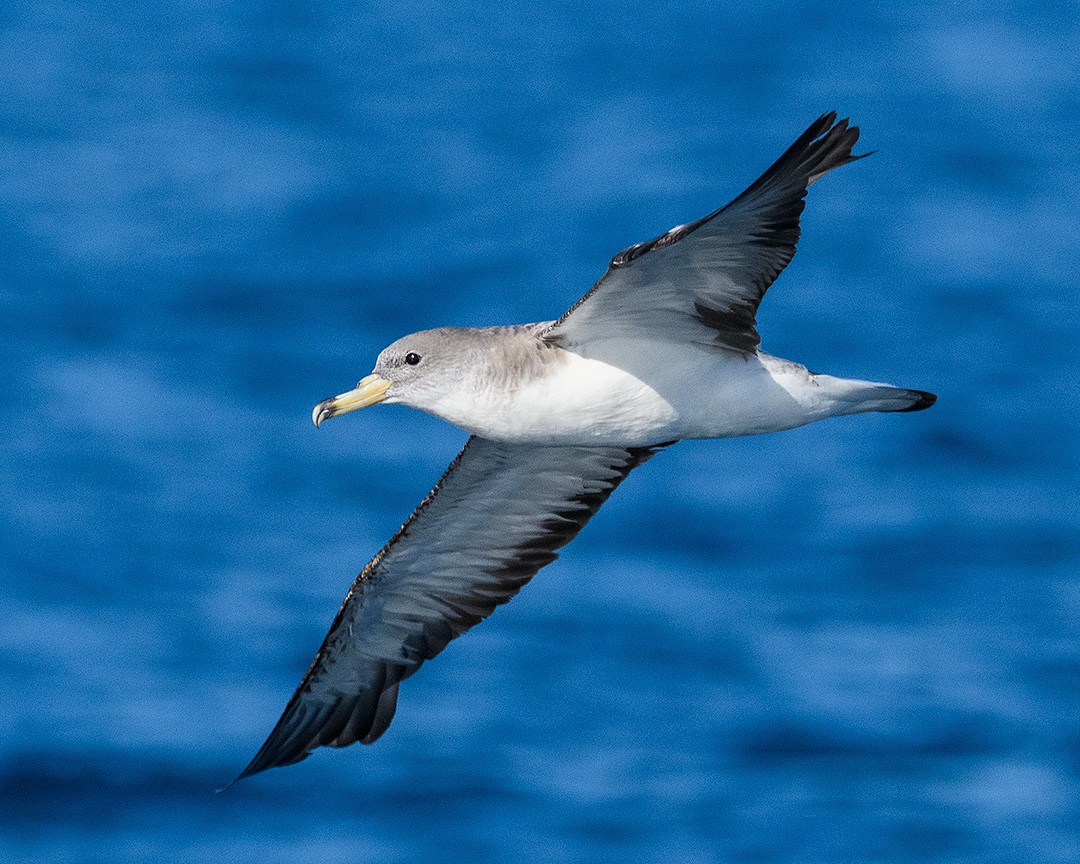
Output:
[{"xmin": 2, "ymin": 1, "xmax": 1078, "ymax": 861}]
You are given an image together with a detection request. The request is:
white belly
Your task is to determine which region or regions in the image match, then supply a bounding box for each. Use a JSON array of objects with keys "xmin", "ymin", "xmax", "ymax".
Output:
[{"xmin": 431, "ymin": 339, "xmax": 827, "ymax": 447}]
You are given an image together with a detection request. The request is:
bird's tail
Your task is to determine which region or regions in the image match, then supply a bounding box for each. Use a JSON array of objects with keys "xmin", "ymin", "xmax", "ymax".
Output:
[
  {"xmin": 879, "ymin": 388, "xmax": 937, "ymax": 412},
  {"xmin": 814, "ymin": 375, "xmax": 937, "ymax": 415}
]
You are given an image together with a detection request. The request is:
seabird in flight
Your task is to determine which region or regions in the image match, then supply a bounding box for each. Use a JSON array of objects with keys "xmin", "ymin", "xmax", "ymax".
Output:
[{"xmin": 227, "ymin": 112, "xmax": 936, "ymax": 785}]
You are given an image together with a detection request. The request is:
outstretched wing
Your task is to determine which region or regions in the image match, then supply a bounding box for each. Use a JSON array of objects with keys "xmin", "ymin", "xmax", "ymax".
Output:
[
  {"xmin": 228, "ymin": 436, "xmax": 668, "ymax": 785},
  {"xmin": 545, "ymin": 112, "xmax": 867, "ymax": 353}
]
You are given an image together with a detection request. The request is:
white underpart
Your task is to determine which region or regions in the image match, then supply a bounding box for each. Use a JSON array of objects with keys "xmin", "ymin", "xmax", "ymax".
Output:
[{"xmin": 424, "ymin": 339, "xmax": 896, "ymax": 447}]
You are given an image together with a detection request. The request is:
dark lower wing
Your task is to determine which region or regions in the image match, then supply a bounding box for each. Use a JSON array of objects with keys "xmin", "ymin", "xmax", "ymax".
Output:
[{"xmin": 225, "ymin": 436, "xmax": 669, "ymax": 787}]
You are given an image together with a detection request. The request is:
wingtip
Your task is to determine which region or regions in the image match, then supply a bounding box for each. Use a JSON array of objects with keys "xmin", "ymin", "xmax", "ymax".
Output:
[
  {"xmin": 801, "ymin": 110, "xmax": 869, "ymax": 184},
  {"xmin": 216, "ymin": 740, "xmax": 297, "ymax": 791},
  {"xmin": 215, "ymin": 777, "xmax": 239, "ymax": 794},
  {"xmin": 814, "ymin": 109, "xmax": 839, "ymax": 128},
  {"xmin": 215, "ymin": 761, "xmax": 261, "ymax": 793}
]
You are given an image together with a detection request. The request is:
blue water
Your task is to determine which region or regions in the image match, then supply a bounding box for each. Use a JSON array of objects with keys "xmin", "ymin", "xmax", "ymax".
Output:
[{"xmin": 3, "ymin": 1, "xmax": 1079, "ymax": 861}]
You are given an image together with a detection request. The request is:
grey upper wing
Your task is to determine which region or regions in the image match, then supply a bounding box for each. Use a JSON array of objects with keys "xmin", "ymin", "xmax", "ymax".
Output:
[
  {"xmin": 228, "ymin": 436, "xmax": 667, "ymax": 785},
  {"xmin": 544, "ymin": 112, "xmax": 867, "ymax": 353}
]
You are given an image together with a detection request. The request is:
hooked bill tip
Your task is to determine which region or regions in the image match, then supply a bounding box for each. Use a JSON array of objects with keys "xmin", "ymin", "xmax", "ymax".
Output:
[{"xmin": 312, "ymin": 398, "xmax": 335, "ymax": 428}]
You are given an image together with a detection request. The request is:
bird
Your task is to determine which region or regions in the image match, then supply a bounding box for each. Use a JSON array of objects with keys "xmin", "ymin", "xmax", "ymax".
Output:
[{"xmin": 227, "ymin": 111, "xmax": 936, "ymax": 785}]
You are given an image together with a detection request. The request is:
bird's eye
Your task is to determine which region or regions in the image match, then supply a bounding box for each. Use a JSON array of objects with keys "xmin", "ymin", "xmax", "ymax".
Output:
[{"xmin": 404, "ymin": 352, "xmax": 422, "ymax": 366}]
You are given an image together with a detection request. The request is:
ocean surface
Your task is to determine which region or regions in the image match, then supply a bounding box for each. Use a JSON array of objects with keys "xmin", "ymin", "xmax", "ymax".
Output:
[{"xmin": 2, "ymin": 1, "xmax": 1079, "ymax": 861}]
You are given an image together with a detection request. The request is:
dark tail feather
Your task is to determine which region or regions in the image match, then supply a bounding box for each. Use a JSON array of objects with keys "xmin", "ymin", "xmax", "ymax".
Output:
[{"xmin": 886, "ymin": 389, "xmax": 937, "ymax": 413}]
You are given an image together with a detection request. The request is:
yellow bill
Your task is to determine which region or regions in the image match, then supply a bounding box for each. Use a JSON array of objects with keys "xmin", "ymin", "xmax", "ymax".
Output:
[{"xmin": 312, "ymin": 374, "xmax": 392, "ymax": 427}]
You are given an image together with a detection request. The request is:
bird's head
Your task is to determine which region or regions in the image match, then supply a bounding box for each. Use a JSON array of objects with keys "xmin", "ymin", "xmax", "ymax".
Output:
[{"xmin": 312, "ymin": 327, "xmax": 483, "ymax": 427}]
